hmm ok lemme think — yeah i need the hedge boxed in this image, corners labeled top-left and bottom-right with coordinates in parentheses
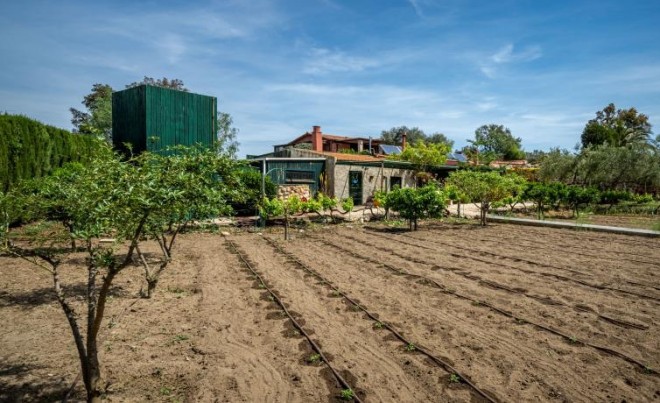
top-left (0, 114), bottom-right (101, 191)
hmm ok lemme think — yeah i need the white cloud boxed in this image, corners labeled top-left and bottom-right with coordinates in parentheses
top-left (491, 44), bottom-right (514, 63)
top-left (407, 0), bottom-right (424, 17)
top-left (303, 48), bottom-right (382, 74)
top-left (480, 43), bottom-right (542, 78)
top-left (159, 34), bottom-right (187, 64)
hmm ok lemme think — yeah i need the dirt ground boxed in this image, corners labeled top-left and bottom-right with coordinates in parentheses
top-left (488, 207), bottom-right (660, 231)
top-left (1, 221), bottom-right (659, 402)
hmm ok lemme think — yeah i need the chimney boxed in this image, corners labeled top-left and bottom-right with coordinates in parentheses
top-left (312, 125), bottom-right (323, 152)
top-left (401, 131), bottom-right (407, 151)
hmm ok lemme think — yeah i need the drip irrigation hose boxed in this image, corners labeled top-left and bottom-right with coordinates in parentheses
top-left (365, 228), bottom-right (660, 302)
top-left (224, 238), bottom-right (363, 403)
top-left (310, 232), bottom-right (657, 375)
top-left (262, 236), bottom-right (500, 403)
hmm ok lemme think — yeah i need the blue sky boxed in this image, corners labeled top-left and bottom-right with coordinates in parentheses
top-left (1, 0), bottom-right (659, 157)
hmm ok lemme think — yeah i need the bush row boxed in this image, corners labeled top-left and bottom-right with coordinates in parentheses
top-left (0, 114), bottom-right (101, 191)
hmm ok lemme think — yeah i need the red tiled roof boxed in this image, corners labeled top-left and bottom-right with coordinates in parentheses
top-left (320, 152), bottom-right (386, 162)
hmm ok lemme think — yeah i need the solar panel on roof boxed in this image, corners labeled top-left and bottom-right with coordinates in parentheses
top-left (379, 144), bottom-right (402, 155)
top-left (449, 152), bottom-right (467, 162)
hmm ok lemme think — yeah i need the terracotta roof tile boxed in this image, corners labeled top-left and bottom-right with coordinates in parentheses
top-left (320, 152), bottom-right (386, 162)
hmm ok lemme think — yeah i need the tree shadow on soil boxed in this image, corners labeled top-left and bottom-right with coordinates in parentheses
top-left (0, 361), bottom-right (71, 402)
top-left (363, 226), bottom-right (410, 234)
top-left (0, 283), bottom-right (130, 310)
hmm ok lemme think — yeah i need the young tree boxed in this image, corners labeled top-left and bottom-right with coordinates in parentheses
top-left (565, 185), bottom-right (600, 218)
top-left (384, 184), bottom-right (447, 230)
top-left (132, 146), bottom-right (242, 297)
top-left (305, 192), bottom-right (338, 222)
top-left (259, 195), bottom-right (307, 240)
top-left (3, 144), bottom-right (242, 401)
top-left (446, 171), bottom-right (525, 225)
top-left (523, 182), bottom-right (566, 219)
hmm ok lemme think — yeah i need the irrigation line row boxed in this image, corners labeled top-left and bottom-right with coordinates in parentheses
top-left (223, 238), bottom-right (363, 403)
top-left (463, 231), bottom-right (659, 268)
top-left (336, 232), bottom-right (649, 331)
top-left (261, 236), bottom-right (500, 403)
top-left (442, 232), bottom-right (660, 290)
top-left (365, 228), bottom-right (660, 303)
top-left (307, 233), bottom-right (657, 375)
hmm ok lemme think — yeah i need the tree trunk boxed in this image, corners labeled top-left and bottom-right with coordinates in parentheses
top-left (284, 215), bottom-right (290, 240)
top-left (144, 277), bottom-right (158, 298)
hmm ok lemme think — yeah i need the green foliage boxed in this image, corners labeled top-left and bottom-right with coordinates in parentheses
top-left (598, 189), bottom-right (634, 205)
top-left (380, 126), bottom-right (454, 149)
top-left (577, 144), bottom-right (660, 191)
top-left (380, 126), bottom-right (427, 145)
top-left (230, 168), bottom-right (276, 215)
top-left (384, 184), bottom-right (447, 230)
top-left (70, 83), bottom-right (113, 141)
top-left (340, 388), bottom-right (355, 401)
top-left (388, 140), bottom-right (450, 172)
top-left (469, 124), bottom-right (525, 162)
top-left (523, 182), bottom-right (566, 219)
top-left (0, 114), bottom-right (101, 192)
top-left (538, 144), bottom-right (660, 193)
top-left (126, 76), bottom-right (188, 91)
top-left (449, 374), bottom-right (461, 383)
top-left (581, 103), bottom-right (652, 148)
top-left (318, 192), bottom-right (338, 211)
top-left (633, 193), bottom-right (654, 203)
top-left (3, 144), bottom-right (242, 401)
top-left (259, 195), bottom-right (308, 240)
top-left (341, 197), bottom-right (354, 213)
top-left (217, 112), bottom-right (240, 158)
top-left (307, 353), bottom-right (322, 364)
top-left (565, 185), bottom-right (600, 217)
top-left (446, 171), bottom-right (526, 225)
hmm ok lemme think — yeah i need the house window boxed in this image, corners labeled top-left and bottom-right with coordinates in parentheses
top-left (285, 170), bottom-right (315, 183)
top-left (389, 176), bottom-right (402, 190)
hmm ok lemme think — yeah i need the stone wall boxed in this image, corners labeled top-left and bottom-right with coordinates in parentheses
top-left (277, 184), bottom-right (311, 200)
top-left (333, 164), bottom-right (416, 205)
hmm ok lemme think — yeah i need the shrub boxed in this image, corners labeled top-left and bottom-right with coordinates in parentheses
top-left (0, 114), bottom-right (101, 192)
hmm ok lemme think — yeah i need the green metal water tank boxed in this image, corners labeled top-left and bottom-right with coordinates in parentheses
top-left (112, 84), bottom-right (217, 154)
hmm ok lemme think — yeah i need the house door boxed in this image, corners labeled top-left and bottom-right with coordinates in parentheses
top-left (349, 171), bottom-right (362, 205)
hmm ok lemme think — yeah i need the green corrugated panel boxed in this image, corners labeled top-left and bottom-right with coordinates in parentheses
top-left (265, 160), bottom-right (326, 196)
top-left (112, 84), bottom-right (217, 155)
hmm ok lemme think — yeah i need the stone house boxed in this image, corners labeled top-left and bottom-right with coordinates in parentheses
top-left (250, 126), bottom-right (458, 205)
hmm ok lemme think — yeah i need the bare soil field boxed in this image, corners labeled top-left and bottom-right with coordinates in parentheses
top-left (1, 222), bottom-right (659, 402)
